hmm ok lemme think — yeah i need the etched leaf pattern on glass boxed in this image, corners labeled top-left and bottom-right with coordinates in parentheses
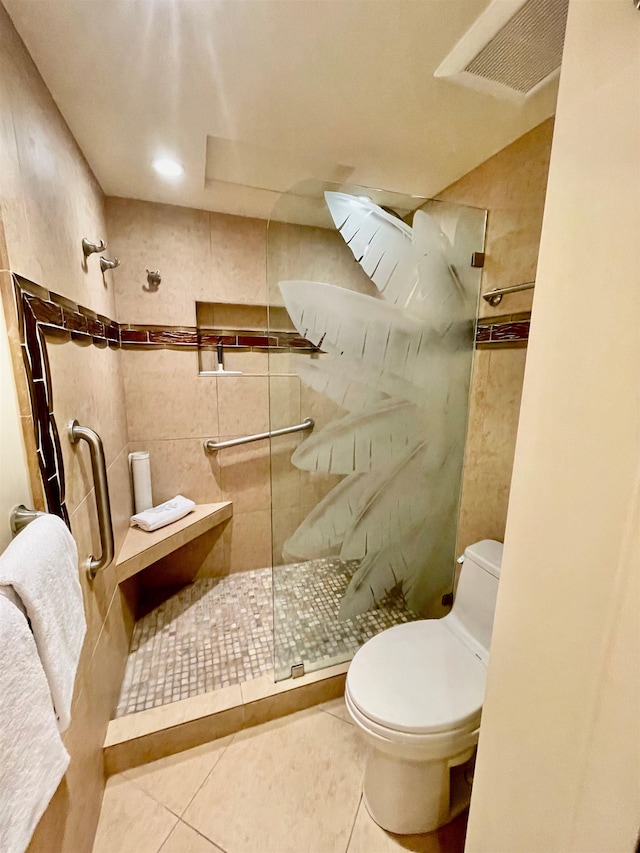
top-left (279, 192), bottom-right (477, 618)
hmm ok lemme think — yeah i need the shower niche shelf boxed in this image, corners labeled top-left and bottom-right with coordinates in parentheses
top-left (115, 501), bottom-right (233, 583)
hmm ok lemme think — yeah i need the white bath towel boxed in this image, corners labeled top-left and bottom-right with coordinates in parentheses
top-left (0, 593), bottom-right (70, 853)
top-left (130, 494), bottom-right (196, 532)
top-left (0, 514), bottom-right (85, 732)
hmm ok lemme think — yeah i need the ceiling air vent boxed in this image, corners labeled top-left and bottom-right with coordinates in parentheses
top-left (435, 0), bottom-right (569, 100)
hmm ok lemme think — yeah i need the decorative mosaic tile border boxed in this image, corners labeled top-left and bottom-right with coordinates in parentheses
top-left (199, 329), bottom-right (319, 351)
top-left (13, 275), bottom-right (70, 524)
top-left (119, 326), bottom-right (319, 351)
top-left (12, 276), bottom-right (319, 353)
top-left (476, 312), bottom-right (531, 348)
top-left (15, 274), bottom-right (530, 355)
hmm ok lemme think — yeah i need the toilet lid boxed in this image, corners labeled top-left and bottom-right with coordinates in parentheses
top-left (346, 620), bottom-right (487, 735)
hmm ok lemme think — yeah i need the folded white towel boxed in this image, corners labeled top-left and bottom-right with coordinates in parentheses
top-left (0, 514), bottom-right (85, 732)
top-left (130, 495), bottom-right (196, 532)
top-left (0, 594), bottom-right (70, 853)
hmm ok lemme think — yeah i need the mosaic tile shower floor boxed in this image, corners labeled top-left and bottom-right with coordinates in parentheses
top-left (115, 559), bottom-right (420, 717)
top-left (272, 557), bottom-right (420, 680)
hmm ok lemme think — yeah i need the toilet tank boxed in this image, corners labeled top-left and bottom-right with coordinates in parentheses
top-left (444, 539), bottom-right (503, 661)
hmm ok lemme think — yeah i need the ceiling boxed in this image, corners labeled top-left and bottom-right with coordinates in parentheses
top-left (5, 0), bottom-right (559, 224)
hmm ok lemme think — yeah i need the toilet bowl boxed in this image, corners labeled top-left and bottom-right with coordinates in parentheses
top-left (345, 539), bottom-right (503, 835)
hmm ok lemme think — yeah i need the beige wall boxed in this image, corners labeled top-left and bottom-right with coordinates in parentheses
top-left (439, 118), bottom-right (554, 321)
top-left (106, 198), bottom-right (267, 327)
top-left (0, 6), bottom-right (133, 851)
top-left (105, 200), bottom-right (359, 572)
top-left (467, 1), bottom-right (639, 851)
top-left (437, 119), bottom-right (554, 554)
top-left (0, 301), bottom-right (31, 551)
top-left (106, 197), bottom-right (273, 574)
top-left (0, 8), bottom-right (112, 316)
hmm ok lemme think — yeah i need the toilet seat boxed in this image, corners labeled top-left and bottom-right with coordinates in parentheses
top-left (345, 688), bottom-right (481, 762)
top-left (346, 620), bottom-right (487, 737)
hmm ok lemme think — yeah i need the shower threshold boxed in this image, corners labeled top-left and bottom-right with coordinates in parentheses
top-left (116, 558), bottom-right (420, 718)
top-left (104, 660), bottom-right (350, 775)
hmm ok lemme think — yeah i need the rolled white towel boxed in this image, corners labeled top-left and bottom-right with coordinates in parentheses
top-left (130, 495), bottom-right (196, 532)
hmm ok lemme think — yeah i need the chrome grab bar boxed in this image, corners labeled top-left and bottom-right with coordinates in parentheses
top-left (204, 417), bottom-right (314, 453)
top-left (68, 420), bottom-right (114, 580)
top-left (482, 281), bottom-right (535, 307)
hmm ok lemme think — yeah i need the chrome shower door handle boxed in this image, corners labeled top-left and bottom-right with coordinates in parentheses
top-left (68, 419), bottom-right (115, 579)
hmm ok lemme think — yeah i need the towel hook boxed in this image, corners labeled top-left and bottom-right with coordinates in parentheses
top-left (100, 257), bottom-right (120, 273)
top-left (145, 269), bottom-right (161, 290)
top-left (82, 237), bottom-right (107, 257)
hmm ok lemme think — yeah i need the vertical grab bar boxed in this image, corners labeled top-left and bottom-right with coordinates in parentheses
top-left (68, 419), bottom-right (114, 580)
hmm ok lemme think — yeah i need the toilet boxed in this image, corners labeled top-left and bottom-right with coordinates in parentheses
top-left (345, 539), bottom-right (503, 835)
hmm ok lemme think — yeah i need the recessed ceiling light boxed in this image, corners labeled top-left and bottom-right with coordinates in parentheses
top-left (152, 157), bottom-right (184, 178)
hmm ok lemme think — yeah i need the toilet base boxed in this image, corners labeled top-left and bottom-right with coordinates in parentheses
top-left (362, 744), bottom-right (475, 835)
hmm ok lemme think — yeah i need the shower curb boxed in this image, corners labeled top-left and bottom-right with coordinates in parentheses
top-left (103, 662), bottom-right (349, 776)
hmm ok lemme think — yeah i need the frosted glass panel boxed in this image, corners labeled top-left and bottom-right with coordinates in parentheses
top-left (267, 181), bottom-right (485, 680)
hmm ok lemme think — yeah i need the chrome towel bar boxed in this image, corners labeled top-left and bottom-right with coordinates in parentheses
top-left (204, 417), bottom-right (314, 453)
top-left (482, 281), bottom-right (535, 306)
top-left (68, 420), bottom-right (114, 580)
top-left (9, 504), bottom-right (46, 536)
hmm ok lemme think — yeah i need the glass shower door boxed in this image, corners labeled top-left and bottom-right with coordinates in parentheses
top-left (266, 181), bottom-right (486, 681)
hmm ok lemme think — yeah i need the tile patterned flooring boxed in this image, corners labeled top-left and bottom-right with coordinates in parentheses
top-left (116, 561), bottom-right (419, 717)
top-left (116, 570), bottom-right (273, 716)
top-left (93, 700), bottom-right (468, 853)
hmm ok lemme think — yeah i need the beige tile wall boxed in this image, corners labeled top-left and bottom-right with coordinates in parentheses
top-left (438, 118), bottom-right (554, 320)
top-left (436, 118), bottom-right (554, 555)
top-left (105, 197), bottom-right (274, 573)
top-left (455, 348), bottom-right (528, 550)
top-left (267, 220), bottom-right (377, 306)
top-left (0, 9), bottom-right (114, 317)
top-left (121, 352), bottom-right (313, 573)
top-left (107, 199), bottom-right (355, 574)
top-left (120, 346), bottom-right (273, 575)
top-left (106, 197), bottom-right (267, 326)
top-left (0, 7), bottom-right (133, 852)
